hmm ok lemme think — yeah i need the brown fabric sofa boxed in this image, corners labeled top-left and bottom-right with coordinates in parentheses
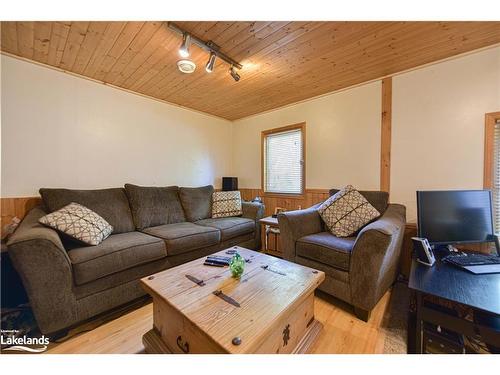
top-left (7, 184), bottom-right (264, 335)
top-left (278, 189), bottom-right (405, 321)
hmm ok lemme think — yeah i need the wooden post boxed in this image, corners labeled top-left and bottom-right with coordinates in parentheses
top-left (483, 111), bottom-right (500, 189)
top-left (380, 77), bottom-right (392, 193)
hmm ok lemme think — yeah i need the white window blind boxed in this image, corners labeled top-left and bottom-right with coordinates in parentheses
top-left (264, 128), bottom-right (304, 194)
top-left (493, 121), bottom-right (500, 233)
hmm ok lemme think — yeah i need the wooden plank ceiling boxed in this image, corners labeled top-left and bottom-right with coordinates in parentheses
top-left (1, 21), bottom-right (500, 120)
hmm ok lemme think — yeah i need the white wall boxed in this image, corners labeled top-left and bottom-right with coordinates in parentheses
top-left (0, 55), bottom-right (233, 197)
top-left (2, 46), bottom-right (499, 223)
top-left (392, 47), bottom-right (500, 222)
top-left (232, 47), bottom-right (500, 223)
top-left (232, 82), bottom-right (382, 190)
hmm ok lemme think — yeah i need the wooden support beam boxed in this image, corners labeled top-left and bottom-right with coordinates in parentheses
top-left (483, 111), bottom-right (500, 189)
top-left (380, 77), bottom-right (392, 193)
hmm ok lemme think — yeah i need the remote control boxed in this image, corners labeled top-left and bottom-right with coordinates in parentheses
top-left (203, 261), bottom-right (225, 267)
top-left (207, 256), bottom-right (231, 262)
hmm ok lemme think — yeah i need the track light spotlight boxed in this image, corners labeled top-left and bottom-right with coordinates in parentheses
top-left (179, 32), bottom-right (191, 58)
top-left (205, 52), bottom-right (216, 73)
top-left (230, 65), bottom-right (240, 82)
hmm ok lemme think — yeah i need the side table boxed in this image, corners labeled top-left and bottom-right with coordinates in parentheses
top-left (259, 216), bottom-right (282, 258)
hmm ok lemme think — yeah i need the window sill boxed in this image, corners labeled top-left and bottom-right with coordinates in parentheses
top-left (262, 192), bottom-right (306, 200)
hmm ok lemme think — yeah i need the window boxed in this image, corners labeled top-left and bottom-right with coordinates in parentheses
top-left (484, 112), bottom-right (500, 233)
top-left (262, 123), bottom-right (305, 195)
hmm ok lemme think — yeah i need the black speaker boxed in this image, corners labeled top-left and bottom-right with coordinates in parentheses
top-left (222, 177), bottom-right (238, 191)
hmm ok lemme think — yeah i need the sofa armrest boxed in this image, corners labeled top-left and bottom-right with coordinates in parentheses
top-left (7, 206), bottom-right (76, 333)
top-left (241, 201), bottom-right (265, 249)
top-left (241, 201), bottom-right (265, 221)
top-left (349, 204), bottom-right (406, 311)
top-left (8, 207), bottom-right (66, 251)
top-left (278, 204), bottom-right (323, 261)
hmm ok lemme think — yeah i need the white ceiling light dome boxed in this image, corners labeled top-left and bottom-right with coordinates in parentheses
top-left (177, 59), bottom-right (196, 74)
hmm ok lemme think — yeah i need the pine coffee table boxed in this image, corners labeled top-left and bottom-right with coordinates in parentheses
top-left (141, 246), bottom-right (325, 354)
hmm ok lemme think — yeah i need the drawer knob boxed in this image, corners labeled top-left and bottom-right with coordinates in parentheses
top-left (232, 337), bottom-right (242, 346)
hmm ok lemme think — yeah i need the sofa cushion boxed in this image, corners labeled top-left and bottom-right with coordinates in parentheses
top-left (329, 188), bottom-right (388, 214)
top-left (196, 217), bottom-right (254, 241)
top-left (296, 232), bottom-right (355, 271)
top-left (40, 188), bottom-right (135, 234)
top-left (319, 185), bottom-right (380, 237)
top-left (124, 184), bottom-right (186, 230)
top-left (68, 231), bottom-right (167, 285)
top-left (39, 202), bottom-right (113, 246)
top-left (141, 222), bottom-right (220, 256)
top-left (179, 185), bottom-right (214, 222)
top-left (211, 191), bottom-right (243, 218)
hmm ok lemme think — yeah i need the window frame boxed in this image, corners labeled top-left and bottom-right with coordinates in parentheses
top-left (483, 111), bottom-right (500, 189)
top-left (261, 122), bottom-right (306, 198)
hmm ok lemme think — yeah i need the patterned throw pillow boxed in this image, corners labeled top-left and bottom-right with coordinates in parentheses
top-left (212, 191), bottom-right (243, 218)
top-left (318, 185), bottom-right (380, 238)
top-left (39, 202), bottom-right (113, 245)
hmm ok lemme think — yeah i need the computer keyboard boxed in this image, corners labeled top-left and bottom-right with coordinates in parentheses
top-left (443, 253), bottom-right (500, 267)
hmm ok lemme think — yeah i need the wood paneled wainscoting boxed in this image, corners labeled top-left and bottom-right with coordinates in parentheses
top-left (1, 197), bottom-right (41, 240)
top-left (239, 188), bottom-right (330, 217)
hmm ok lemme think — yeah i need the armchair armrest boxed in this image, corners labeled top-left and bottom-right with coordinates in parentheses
top-left (349, 204), bottom-right (406, 311)
top-left (278, 204), bottom-right (323, 261)
top-left (7, 206), bottom-right (76, 333)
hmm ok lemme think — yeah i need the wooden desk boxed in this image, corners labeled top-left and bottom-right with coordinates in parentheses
top-left (408, 255), bottom-right (500, 353)
top-left (259, 216), bottom-right (282, 258)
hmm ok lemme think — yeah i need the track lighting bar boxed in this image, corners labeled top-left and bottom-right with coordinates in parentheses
top-left (168, 22), bottom-right (243, 70)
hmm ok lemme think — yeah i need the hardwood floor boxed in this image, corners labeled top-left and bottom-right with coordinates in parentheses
top-left (45, 289), bottom-right (396, 354)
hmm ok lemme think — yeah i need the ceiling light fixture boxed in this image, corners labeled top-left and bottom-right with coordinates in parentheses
top-left (179, 32), bottom-right (191, 58)
top-left (229, 65), bottom-right (240, 82)
top-left (177, 59), bottom-right (196, 74)
top-left (168, 22), bottom-right (242, 82)
top-left (205, 52), bottom-right (216, 73)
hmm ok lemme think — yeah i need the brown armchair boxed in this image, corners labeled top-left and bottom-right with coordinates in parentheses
top-left (278, 190), bottom-right (406, 321)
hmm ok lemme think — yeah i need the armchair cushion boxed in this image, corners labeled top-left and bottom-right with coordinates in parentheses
top-left (319, 185), bottom-right (380, 237)
top-left (329, 188), bottom-right (389, 214)
top-left (296, 232), bottom-right (355, 271)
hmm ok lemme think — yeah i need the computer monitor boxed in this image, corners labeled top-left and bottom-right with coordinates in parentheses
top-left (417, 190), bottom-right (495, 246)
